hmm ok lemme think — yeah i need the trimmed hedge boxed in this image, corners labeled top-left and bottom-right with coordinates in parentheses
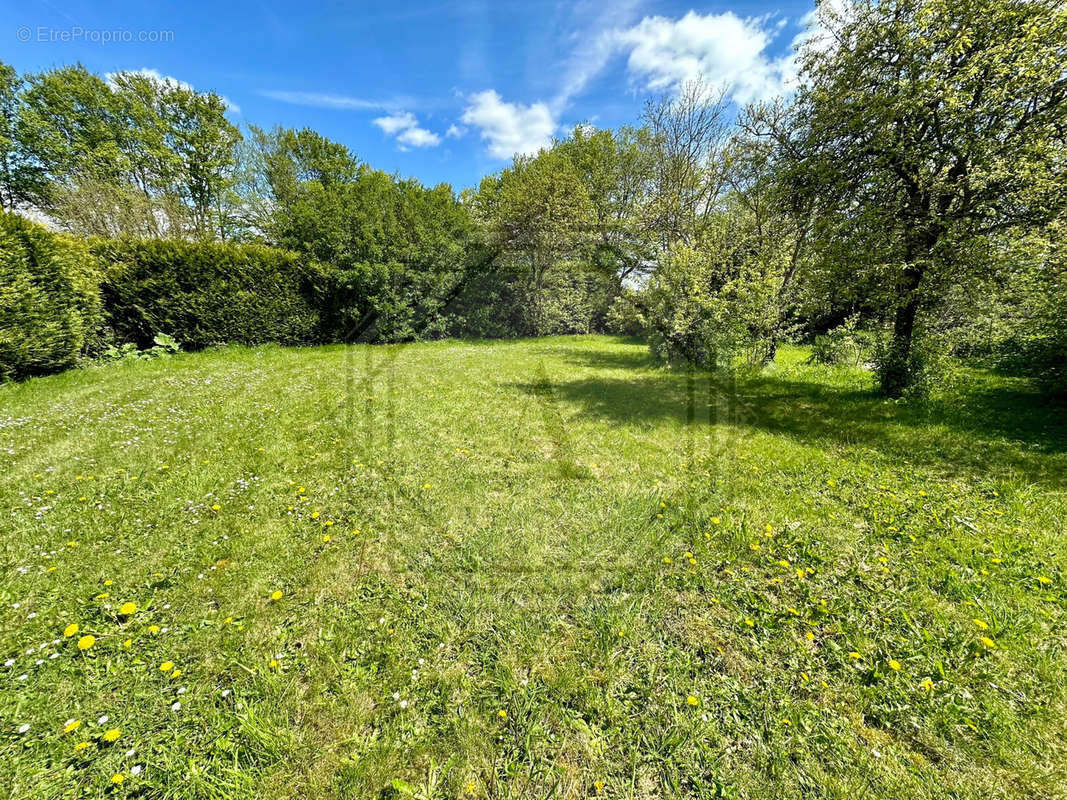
top-left (95, 239), bottom-right (327, 350)
top-left (0, 213), bottom-right (102, 381)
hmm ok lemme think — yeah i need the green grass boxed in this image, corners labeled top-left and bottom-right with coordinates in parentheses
top-left (2, 335), bottom-right (1066, 800)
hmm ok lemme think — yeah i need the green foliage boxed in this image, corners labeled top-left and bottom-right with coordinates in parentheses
top-left (97, 332), bottom-right (181, 364)
top-left (0, 212), bottom-right (101, 381)
top-left (789, 0), bottom-right (1067, 396)
top-left (96, 238), bottom-right (325, 350)
top-left (807, 314), bottom-right (865, 367)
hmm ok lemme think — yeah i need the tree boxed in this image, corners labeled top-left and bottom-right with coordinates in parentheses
top-left (0, 60), bottom-right (45, 210)
top-left (791, 0), bottom-right (1067, 395)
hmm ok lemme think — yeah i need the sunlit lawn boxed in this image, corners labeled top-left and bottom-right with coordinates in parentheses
top-left (2, 336), bottom-right (1065, 799)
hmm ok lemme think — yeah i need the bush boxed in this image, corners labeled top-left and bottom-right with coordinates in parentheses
top-left (807, 314), bottom-right (864, 366)
top-left (96, 239), bottom-right (327, 350)
top-left (0, 213), bottom-right (102, 381)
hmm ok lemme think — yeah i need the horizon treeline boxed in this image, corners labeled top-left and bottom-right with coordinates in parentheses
top-left (2, 0), bottom-right (1065, 396)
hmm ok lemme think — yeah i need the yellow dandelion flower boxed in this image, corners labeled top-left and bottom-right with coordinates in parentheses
top-left (1038, 576), bottom-right (1052, 585)
top-left (172, 669), bottom-right (182, 678)
top-left (710, 517), bottom-right (721, 525)
top-left (77, 635), bottom-right (95, 651)
top-left (148, 625), bottom-right (160, 634)
top-left (74, 741), bottom-right (90, 751)
top-left (920, 678), bottom-right (934, 692)
top-left (888, 659), bottom-right (902, 671)
top-left (744, 618), bottom-right (755, 628)
top-left (102, 728), bottom-right (121, 742)
top-left (805, 631), bottom-right (815, 642)
top-left (111, 773), bottom-right (125, 785)
top-left (778, 559), bottom-right (790, 567)
top-left (686, 695), bottom-right (700, 706)
top-left (322, 534), bottom-right (331, 543)
top-left (119, 602), bottom-right (137, 616)
top-left (270, 590), bottom-right (283, 601)
top-left (63, 719), bottom-right (82, 733)
top-left (979, 636), bottom-right (997, 649)
top-left (310, 511), bottom-right (320, 519)
top-left (64, 623), bottom-right (79, 638)
top-left (159, 661), bottom-right (174, 672)
top-left (848, 651), bottom-right (861, 659)
top-left (211, 504), bottom-right (221, 511)
top-left (972, 619), bottom-right (988, 630)
top-left (594, 780), bottom-right (605, 794)
top-left (497, 709), bottom-right (507, 719)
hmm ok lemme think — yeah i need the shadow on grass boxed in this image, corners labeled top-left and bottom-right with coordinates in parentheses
top-left (510, 346), bottom-right (1067, 487)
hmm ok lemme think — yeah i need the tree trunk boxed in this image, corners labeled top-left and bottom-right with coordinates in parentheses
top-left (880, 256), bottom-right (926, 397)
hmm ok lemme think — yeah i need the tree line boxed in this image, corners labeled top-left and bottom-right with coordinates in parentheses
top-left (2, 0), bottom-right (1065, 396)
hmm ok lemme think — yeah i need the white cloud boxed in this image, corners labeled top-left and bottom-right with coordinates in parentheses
top-left (460, 90), bottom-right (557, 160)
top-left (612, 11), bottom-right (797, 105)
top-left (373, 112), bottom-right (418, 135)
top-left (397, 126), bottom-right (441, 148)
top-left (373, 111), bottom-right (441, 148)
top-left (259, 90), bottom-right (384, 110)
top-left (445, 124), bottom-right (466, 139)
top-left (106, 68), bottom-right (242, 113)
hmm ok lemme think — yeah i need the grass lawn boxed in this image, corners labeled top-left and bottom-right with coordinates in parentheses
top-left (2, 335), bottom-right (1066, 800)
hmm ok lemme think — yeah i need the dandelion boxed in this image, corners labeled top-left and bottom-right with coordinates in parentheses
top-left (119, 602), bottom-right (137, 616)
top-left (920, 678), bottom-right (934, 692)
top-left (102, 728), bottom-right (121, 742)
top-left (148, 625), bottom-right (160, 634)
top-left (497, 709), bottom-right (507, 719)
top-left (686, 695), bottom-right (700, 706)
top-left (270, 590), bottom-right (283, 601)
top-left (972, 619), bottom-right (988, 630)
top-left (1038, 576), bottom-right (1052, 585)
top-left (111, 773), bottom-right (125, 785)
top-left (63, 623), bottom-right (79, 638)
top-left (979, 636), bottom-right (997, 649)
top-left (77, 635), bottom-right (95, 651)
top-left (888, 659), bottom-right (902, 671)
top-left (322, 535), bottom-right (331, 543)
top-left (594, 780), bottom-right (605, 794)
top-left (710, 517), bottom-right (721, 525)
top-left (805, 631), bottom-right (815, 642)
top-left (211, 504), bottom-right (221, 511)
top-left (75, 740), bottom-right (90, 751)
top-left (159, 661), bottom-right (174, 672)
top-left (63, 719), bottom-right (82, 734)
top-left (744, 618), bottom-right (755, 628)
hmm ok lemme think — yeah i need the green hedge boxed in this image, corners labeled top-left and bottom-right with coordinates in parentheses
top-left (96, 239), bottom-right (327, 350)
top-left (0, 213), bottom-right (102, 381)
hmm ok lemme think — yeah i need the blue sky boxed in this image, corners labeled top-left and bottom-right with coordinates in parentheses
top-left (2, 0), bottom-right (816, 190)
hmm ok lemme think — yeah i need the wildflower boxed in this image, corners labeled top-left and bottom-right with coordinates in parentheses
top-left (159, 661), bottom-right (174, 672)
top-left (130, 765), bottom-right (143, 776)
top-left (111, 773), bottom-right (125, 785)
top-left (497, 709), bottom-right (507, 719)
top-left (322, 535), bottom-right (331, 543)
top-left (148, 625), bottom-right (160, 634)
top-left (211, 504), bottom-right (221, 511)
top-left (1038, 576), bottom-right (1052, 585)
top-left (744, 618), bottom-right (755, 628)
top-left (63, 623), bottom-right (79, 638)
top-left (972, 619), bottom-right (988, 630)
top-left (270, 590), bottom-right (283, 600)
top-left (888, 659), bottom-right (902, 671)
top-left (686, 695), bottom-right (700, 706)
top-left (17, 723), bottom-right (30, 734)
top-left (710, 517), bottom-right (721, 525)
top-left (102, 728), bottom-right (121, 742)
top-left (778, 559), bottom-right (790, 567)
top-left (805, 631), bottom-right (815, 642)
top-left (75, 741), bottom-right (90, 751)
top-left (77, 635), bottom-right (95, 651)
top-left (310, 511), bottom-right (320, 519)
top-left (662, 557), bottom-right (671, 564)
top-left (119, 602), bottom-right (137, 616)
top-left (920, 678), bottom-right (934, 692)
top-left (979, 636), bottom-right (997, 649)
top-left (64, 719), bottom-right (82, 734)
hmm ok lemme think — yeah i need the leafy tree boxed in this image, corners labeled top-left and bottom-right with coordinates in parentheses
top-left (790, 0), bottom-right (1067, 395)
top-left (0, 60), bottom-right (45, 210)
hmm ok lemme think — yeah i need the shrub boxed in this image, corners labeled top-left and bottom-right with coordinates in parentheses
top-left (96, 239), bottom-right (327, 349)
top-left (0, 212), bottom-right (102, 381)
top-left (807, 314), bottom-right (864, 366)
